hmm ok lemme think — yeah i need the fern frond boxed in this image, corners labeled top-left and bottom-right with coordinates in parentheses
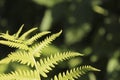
top-left (0, 33), bottom-right (22, 43)
top-left (26, 31), bottom-right (51, 45)
top-left (0, 70), bottom-right (39, 80)
top-left (0, 57), bottom-right (10, 64)
top-left (0, 33), bottom-right (23, 43)
top-left (0, 33), bottom-right (14, 40)
top-left (52, 65), bottom-right (100, 80)
top-left (0, 25), bottom-right (24, 43)
top-left (19, 27), bottom-right (37, 40)
top-left (0, 26), bottom-right (100, 80)
top-left (37, 51), bottom-right (84, 77)
top-left (30, 30), bottom-right (62, 57)
top-left (14, 24), bottom-right (24, 38)
top-left (0, 51), bottom-right (35, 67)
top-left (0, 40), bottom-right (29, 50)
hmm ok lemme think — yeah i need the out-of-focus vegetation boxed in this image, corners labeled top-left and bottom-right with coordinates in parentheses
top-left (0, 0), bottom-right (120, 80)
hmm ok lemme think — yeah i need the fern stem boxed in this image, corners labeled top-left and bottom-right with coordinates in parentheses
top-left (31, 55), bottom-right (41, 80)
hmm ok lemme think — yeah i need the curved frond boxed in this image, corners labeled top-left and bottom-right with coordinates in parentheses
top-left (0, 70), bottom-right (39, 80)
top-left (0, 40), bottom-right (29, 50)
top-left (0, 51), bottom-right (35, 67)
top-left (26, 31), bottom-right (51, 45)
top-left (52, 65), bottom-right (100, 80)
top-left (19, 27), bottom-right (37, 40)
top-left (37, 51), bottom-right (84, 77)
top-left (30, 30), bottom-right (62, 57)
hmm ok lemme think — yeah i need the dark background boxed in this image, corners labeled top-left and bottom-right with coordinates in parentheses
top-left (0, 0), bottom-right (120, 80)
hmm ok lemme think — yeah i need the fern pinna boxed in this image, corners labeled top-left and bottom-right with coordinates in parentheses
top-left (0, 25), bottom-right (100, 80)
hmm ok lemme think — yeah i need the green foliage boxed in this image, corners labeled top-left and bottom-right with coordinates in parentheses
top-left (0, 25), bottom-right (100, 80)
top-left (0, 0), bottom-right (119, 80)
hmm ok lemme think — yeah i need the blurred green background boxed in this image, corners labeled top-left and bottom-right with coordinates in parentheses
top-left (0, 0), bottom-right (120, 80)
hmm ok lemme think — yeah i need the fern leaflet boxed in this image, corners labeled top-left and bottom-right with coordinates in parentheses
top-left (37, 51), bottom-right (84, 77)
top-left (52, 65), bottom-right (100, 80)
top-left (0, 40), bottom-right (29, 50)
top-left (19, 27), bottom-right (37, 40)
top-left (30, 30), bottom-right (62, 57)
top-left (0, 32), bottom-right (24, 43)
top-left (15, 24), bottom-right (24, 38)
top-left (26, 31), bottom-right (51, 45)
top-left (0, 50), bottom-right (35, 67)
top-left (0, 70), bottom-right (39, 80)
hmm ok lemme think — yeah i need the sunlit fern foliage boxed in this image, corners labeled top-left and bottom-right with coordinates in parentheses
top-left (0, 25), bottom-right (100, 80)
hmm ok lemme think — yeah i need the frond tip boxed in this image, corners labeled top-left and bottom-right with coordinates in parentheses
top-left (52, 65), bottom-right (100, 80)
top-left (15, 24), bottom-right (24, 38)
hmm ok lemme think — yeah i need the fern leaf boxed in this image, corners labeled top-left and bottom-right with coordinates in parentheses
top-left (0, 70), bottom-right (39, 80)
top-left (19, 27), bottom-right (37, 40)
top-left (0, 40), bottom-right (29, 50)
top-left (37, 51), bottom-right (84, 77)
top-left (30, 30), bottom-right (62, 57)
top-left (0, 25), bottom-right (24, 43)
top-left (26, 31), bottom-right (51, 45)
top-left (52, 65), bottom-right (100, 80)
top-left (0, 33), bottom-right (23, 43)
top-left (0, 51), bottom-right (35, 67)
top-left (0, 57), bottom-right (10, 64)
top-left (14, 24), bottom-right (24, 38)
top-left (0, 33), bottom-right (14, 40)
